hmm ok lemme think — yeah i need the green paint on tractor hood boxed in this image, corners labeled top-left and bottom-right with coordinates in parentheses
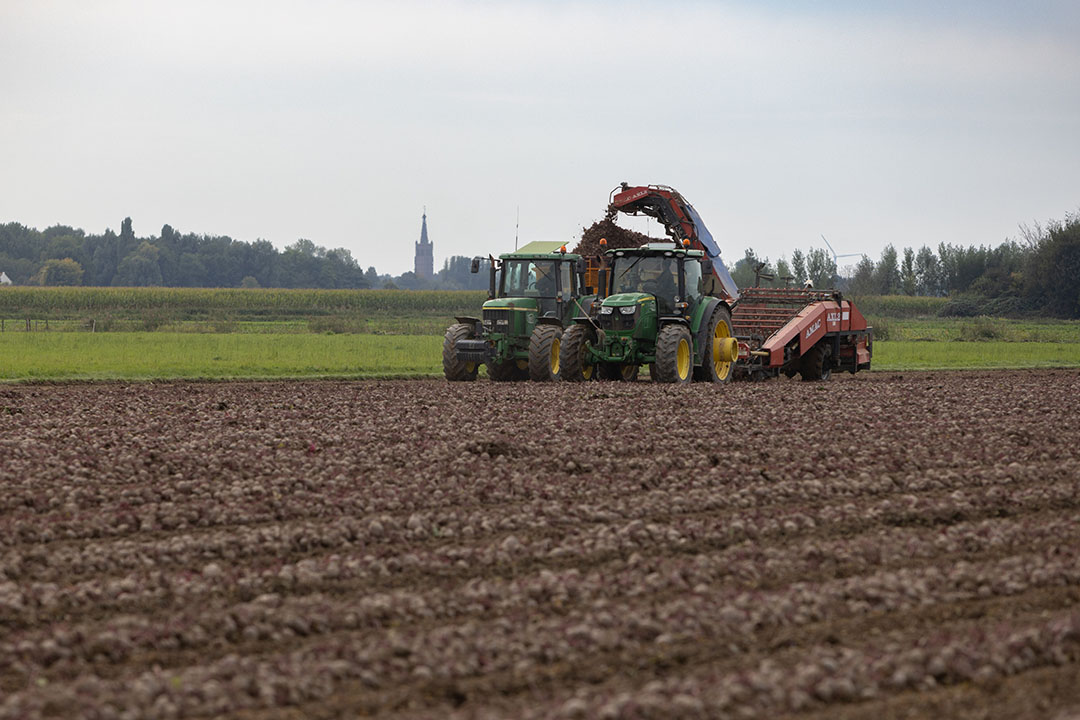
top-left (602, 292), bottom-right (654, 307)
top-left (483, 298), bottom-right (539, 311)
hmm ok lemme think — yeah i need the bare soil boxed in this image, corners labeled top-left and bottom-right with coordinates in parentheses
top-left (1, 370), bottom-right (1078, 719)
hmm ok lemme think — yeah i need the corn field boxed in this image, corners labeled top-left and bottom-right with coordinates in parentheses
top-left (0, 287), bottom-right (487, 320)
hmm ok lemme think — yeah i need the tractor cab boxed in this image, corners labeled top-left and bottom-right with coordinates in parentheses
top-left (599, 243), bottom-right (707, 329)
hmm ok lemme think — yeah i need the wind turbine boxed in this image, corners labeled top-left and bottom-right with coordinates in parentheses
top-left (821, 234), bottom-right (862, 267)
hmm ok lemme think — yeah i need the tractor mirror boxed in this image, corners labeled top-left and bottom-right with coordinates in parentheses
top-left (470, 257), bottom-right (481, 274)
top-left (575, 257), bottom-right (586, 274)
top-left (701, 257), bottom-right (713, 275)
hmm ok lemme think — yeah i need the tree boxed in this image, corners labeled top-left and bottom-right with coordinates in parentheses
top-left (114, 241), bottom-right (163, 286)
top-left (774, 257), bottom-right (793, 285)
top-left (874, 245), bottom-right (900, 294)
top-left (240, 275), bottom-right (260, 288)
top-left (806, 248), bottom-right (836, 288)
top-left (791, 249), bottom-right (807, 285)
top-left (914, 246), bottom-right (942, 296)
top-left (33, 258), bottom-right (84, 286)
top-left (900, 247), bottom-right (917, 296)
top-left (731, 249), bottom-right (771, 289)
top-left (1025, 213), bottom-right (1080, 317)
top-left (847, 255), bottom-right (876, 296)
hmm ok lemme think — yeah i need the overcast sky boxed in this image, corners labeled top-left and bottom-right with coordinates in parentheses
top-left (2, 0), bottom-right (1078, 276)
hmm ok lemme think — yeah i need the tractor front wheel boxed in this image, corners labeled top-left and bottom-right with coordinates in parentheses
top-left (654, 325), bottom-right (693, 384)
top-left (528, 325), bottom-right (563, 382)
top-left (558, 324), bottom-right (597, 382)
top-left (443, 323), bottom-right (479, 382)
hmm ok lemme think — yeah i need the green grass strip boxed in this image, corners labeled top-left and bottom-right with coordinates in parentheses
top-left (872, 341), bottom-right (1080, 370)
top-left (3, 334), bottom-right (1079, 382)
top-left (0, 333), bottom-right (444, 381)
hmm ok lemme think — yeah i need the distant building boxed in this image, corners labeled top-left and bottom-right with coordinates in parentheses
top-left (0, 272), bottom-right (11, 286)
top-left (414, 211), bottom-right (434, 279)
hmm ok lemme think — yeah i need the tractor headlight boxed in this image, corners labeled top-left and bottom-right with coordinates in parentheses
top-left (619, 305), bottom-right (636, 315)
top-left (599, 305), bottom-right (614, 315)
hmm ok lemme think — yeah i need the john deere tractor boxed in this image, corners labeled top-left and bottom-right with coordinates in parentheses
top-left (559, 243), bottom-right (738, 383)
top-left (443, 242), bottom-right (596, 382)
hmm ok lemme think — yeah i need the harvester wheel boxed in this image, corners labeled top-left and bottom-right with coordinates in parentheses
top-left (654, 325), bottom-right (693, 384)
top-left (528, 325), bottom-right (563, 382)
top-left (442, 323), bottom-right (479, 382)
top-left (800, 342), bottom-right (832, 381)
top-left (559, 324), bottom-right (597, 382)
top-left (696, 306), bottom-right (736, 383)
top-left (600, 363), bottom-right (639, 381)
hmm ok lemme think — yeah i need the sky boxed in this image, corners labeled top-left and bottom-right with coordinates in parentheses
top-left (2, 0), bottom-right (1078, 277)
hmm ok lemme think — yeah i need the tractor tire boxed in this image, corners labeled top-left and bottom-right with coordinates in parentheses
top-left (559, 324), bottom-right (597, 382)
top-left (648, 363), bottom-right (659, 382)
top-left (488, 357), bottom-right (527, 382)
top-left (600, 363), bottom-right (639, 381)
top-left (695, 305), bottom-right (736, 383)
top-left (800, 342), bottom-right (832, 381)
top-left (528, 325), bottom-right (563, 382)
top-left (654, 324), bottom-right (694, 384)
top-left (443, 323), bottom-right (479, 382)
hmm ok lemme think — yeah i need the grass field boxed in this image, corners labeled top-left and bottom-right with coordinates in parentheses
top-left (3, 334), bottom-right (1080, 381)
top-left (0, 333), bottom-right (443, 380)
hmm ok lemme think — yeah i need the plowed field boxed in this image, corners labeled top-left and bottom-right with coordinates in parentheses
top-left (2, 371), bottom-right (1079, 719)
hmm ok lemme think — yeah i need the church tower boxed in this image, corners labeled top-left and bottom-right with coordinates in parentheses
top-left (414, 210), bottom-right (434, 278)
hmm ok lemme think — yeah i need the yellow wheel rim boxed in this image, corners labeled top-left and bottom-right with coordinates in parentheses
top-left (713, 319), bottom-right (735, 380)
top-left (621, 364), bottom-right (636, 380)
top-left (582, 363), bottom-right (594, 380)
top-left (550, 337), bottom-right (561, 375)
top-left (676, 338), bottom-right (690, 380)
top-left (516, 359), bottom-right (529, 370)
top-left (465, 361), bottom-right (476, 373)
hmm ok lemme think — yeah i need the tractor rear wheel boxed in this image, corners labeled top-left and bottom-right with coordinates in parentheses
top-left (443, 323), bottom-right (479, 382)
top-left (696, 306), bottom-right (736, 383)
top-left (800, 342), bottom-right (832, 381)
top-left (559, 324), bottom-right (597, 382)
top-left (600, 363), bottom-right (639, 381)
top-left (528, 325), bottom-right (562, 382)
top-left (654, 325), bottom-right (693, 384)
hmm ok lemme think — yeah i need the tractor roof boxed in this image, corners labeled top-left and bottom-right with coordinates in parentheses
top-left (605, 242), bottom-right (704, 258)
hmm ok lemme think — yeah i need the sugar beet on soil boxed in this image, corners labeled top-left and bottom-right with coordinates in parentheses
top-left (1, 372), bottom-right (1080, 719)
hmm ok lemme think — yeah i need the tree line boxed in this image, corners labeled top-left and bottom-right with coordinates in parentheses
top-left (729, 211), bottom-right (1079, 317)
top-left (3, 211), bottom-right (1077, 316)
top-left (0, 219), bottom-right (489, 292)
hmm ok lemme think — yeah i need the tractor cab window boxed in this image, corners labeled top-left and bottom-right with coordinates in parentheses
top-left (502, 260), bottom-right (558, 298)
top-left (611, 255), bottom-right (679, 313)
top-left (683, 259), bottom-right (704, 303)
top-left (559, 262), bottom-right (572, 300)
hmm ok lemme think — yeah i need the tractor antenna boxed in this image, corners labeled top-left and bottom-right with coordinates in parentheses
top-left (515, 206), bottom-right (519, 251)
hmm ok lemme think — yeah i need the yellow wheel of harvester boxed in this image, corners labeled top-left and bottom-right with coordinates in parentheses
top-left (708, 306), bottom-right (737, 383)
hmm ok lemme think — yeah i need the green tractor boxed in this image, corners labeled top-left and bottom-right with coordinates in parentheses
top-left (559, 243), bottom-right (738, 383)
top-left (443, 242), bottom-right (597, 382)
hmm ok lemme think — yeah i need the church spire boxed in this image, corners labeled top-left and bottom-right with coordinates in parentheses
top-left (414, 208), bottom-right (434, 278)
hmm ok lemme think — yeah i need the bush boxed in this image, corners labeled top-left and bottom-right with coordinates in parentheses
top-left (956, 317), bottom-right (1002, 341)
